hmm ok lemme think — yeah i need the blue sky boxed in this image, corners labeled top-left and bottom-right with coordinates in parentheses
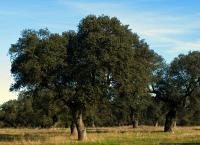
top-left (0, 0), bottom-right (200, 104)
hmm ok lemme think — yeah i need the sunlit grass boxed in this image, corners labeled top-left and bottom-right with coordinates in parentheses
top-left (0, 126), bottom-right (199, 145)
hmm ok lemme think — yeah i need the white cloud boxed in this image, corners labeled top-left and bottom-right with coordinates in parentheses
top-left (168, 39), bottom-right (200, 53)
top-left (120, 13), bottom-right (200, 58)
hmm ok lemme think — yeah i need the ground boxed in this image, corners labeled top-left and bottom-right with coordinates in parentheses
top-left (0, 126), bottom-right (199, 145)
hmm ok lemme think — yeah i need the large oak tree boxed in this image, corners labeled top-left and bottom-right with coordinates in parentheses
top-left (9, 15), bottom-right (166, 140)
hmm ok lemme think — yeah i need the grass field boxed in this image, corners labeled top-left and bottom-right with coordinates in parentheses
top-left (0, 126), bottom-right (199, 145)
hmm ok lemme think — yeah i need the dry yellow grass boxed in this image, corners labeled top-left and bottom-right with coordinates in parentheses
top-left (0, 126), bottom-right (199, 145)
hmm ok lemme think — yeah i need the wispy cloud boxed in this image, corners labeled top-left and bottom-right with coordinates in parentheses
top-left (127, 13), bottom-right (200, 56)
top-left (57, 0), bottom-right (200, 60)
top-left (168, 39), bottom-right (200, 53)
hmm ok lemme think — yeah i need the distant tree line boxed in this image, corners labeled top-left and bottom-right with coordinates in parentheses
top-left (1, 92), bottom-right (199, 128)
top-left (0, 15), bottom-right (199, 141)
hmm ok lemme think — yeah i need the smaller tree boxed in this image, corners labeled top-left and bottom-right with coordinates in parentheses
top-left (153, 51), bottom-right (200, 132)
top-left (0, 100), bottom-right (18, 127)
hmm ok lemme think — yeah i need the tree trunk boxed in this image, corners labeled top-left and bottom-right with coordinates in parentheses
top-left (131, 113), bottom-right (138, 128)
top-left (133, 119), bottom-right (138, 128)
top-left (73, 109), bottom-right (87, 141)
top-left (92, 120), bottom-right (96, 128)
top-left (154, 120), bottom-right (159, 127)
top-left (164, 109), bottom-right (176, 132)
top-left (173, 120), bottom-right (176, 128)
top-left (70, 121), bottom-right (76, 136)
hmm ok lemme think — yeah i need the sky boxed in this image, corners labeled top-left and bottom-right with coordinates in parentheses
top-left (0, 0), bottom-right (200, 104)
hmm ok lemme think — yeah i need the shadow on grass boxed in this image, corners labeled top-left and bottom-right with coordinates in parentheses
top-left (0, 133), bottom-right (46, 142)
top-left (86, 128), bottom-right (110, 133)
top-left (193, 128), bottom-right (200, 131)
top-left (87, 128), bottom-right (165, 134)
top-left (86, 129), bottom-right (131, 134)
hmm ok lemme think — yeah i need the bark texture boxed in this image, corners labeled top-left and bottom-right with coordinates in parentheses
top-left (72, 109), bottom-right (87, 141)
top-left (164, 109), bottom-right (176, 132)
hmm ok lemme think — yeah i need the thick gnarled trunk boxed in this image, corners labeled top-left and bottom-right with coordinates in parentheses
top-left (72, 109), bottom-right (87, 141)
top-left (164, 109), bottom-right (176, 132)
